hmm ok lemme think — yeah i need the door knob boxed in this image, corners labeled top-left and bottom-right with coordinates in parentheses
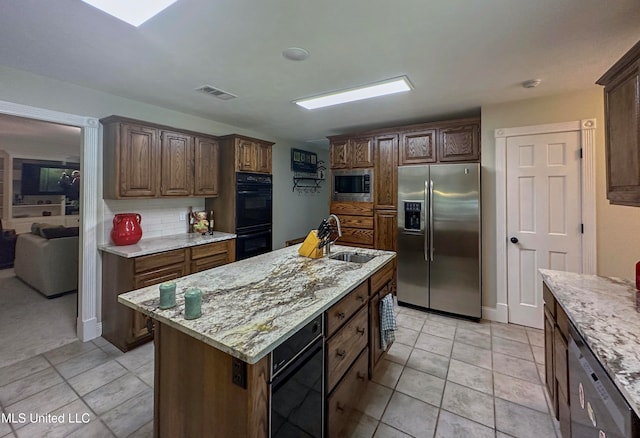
top-left (510, 237), bottom-right (519, 244)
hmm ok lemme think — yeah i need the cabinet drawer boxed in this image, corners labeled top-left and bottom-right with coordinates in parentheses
top-left (326, 307), bottom-right (368, 392)
top-left (326, 281), bottom-right (369, 338)
top-left (134, 263), bottom-right (187, 288)
top-left (191, 241), bottom-right (229, 260)
top-left (135, 249), bottom-right (186, 274)
top-left (330, 202), bottom-right (374, 217)
top-left (371, 260), bottom-right (394, 295)
top-left (190, 253), bottom-right (229, 273)
top-left (339, 228), bottom-right (374, 246)
top-left (338, 215), bottom-right (374, 229)
top-left (327, 348), bottom-right (369, 438)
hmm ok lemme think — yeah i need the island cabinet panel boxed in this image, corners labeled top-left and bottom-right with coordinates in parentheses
top-left (102, 116), bottom-right (221, 198)
top-left (154, 322), bottom-right (269, 438)
top-left (374, 134), bottom-right (398, 209)
top-left (326, 348), bottom-right (369, 438)
top-left (369, 260), bottom-right (395, 373)
top-left (400, 129), bottom-right (436, 165)
top-left (326, 306), bottom-right (368, 392)
top-left (596, 39), bottom-right (640, 206)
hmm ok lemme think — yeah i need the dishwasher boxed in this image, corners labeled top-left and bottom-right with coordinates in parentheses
top-left (269, 314), bottom-right (324, 437)
top-left (569, 324), bottom-right (640, 437)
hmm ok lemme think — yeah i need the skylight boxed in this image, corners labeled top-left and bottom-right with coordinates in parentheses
top-left (294, 77), bottom-right (413, 110)
top-left (81, 0), bottom-right (179, 27)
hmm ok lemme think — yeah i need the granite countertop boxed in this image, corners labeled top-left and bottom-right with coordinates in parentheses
top-left (99, 231), bottom-right (236, 258)
top-left (539, 269), bottom-right (640, 417)
top-left (119, 245), bottom-right (396, 364)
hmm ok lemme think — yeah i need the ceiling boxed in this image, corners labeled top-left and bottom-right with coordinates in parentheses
top-left (0, 0), bottom-right (639, 145)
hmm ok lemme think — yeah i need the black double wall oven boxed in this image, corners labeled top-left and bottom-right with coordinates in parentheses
top-left (235, 172), bottom-right (272, 260)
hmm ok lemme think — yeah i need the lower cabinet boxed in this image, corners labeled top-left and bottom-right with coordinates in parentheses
top-left (543, 281), bottom-right (571, 437)
top-left (102, 239), bottom-right (235, 352)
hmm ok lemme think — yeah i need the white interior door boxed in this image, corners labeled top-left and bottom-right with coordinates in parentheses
top-left (506, 131), bottom-right (582, 328)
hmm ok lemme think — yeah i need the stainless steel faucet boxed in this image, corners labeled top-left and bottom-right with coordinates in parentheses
top-left (325, 214), bottom-right (342, 256)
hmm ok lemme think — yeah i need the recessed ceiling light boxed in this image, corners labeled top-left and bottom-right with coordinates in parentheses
top-left (81, 0), bottom-right (179, 27)
top-left (295, 76), bottom-right (413, 110)
top-left (282, 47), bottom-right (309, 61)
top-left (522, 79), bottom-right (542, 89)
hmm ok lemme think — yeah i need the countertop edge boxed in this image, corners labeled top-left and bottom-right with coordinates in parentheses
top-left (119, 249), bottom-right (395, 364)
top-left (99, 232), bottom-right (237, 258)
top-left (540, 269), bottom-right (640, 419)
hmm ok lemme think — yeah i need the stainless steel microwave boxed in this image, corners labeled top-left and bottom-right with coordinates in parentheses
top-left (332, 168), bottom-right (373, 202)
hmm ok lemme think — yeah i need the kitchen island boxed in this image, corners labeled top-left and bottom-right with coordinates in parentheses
top-left (540, 269), bottom-right (640, 437)
top-left (119, 244), bottom-right (396, 437)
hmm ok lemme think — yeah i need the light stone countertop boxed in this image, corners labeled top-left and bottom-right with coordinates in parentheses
top-left (539, 269), bottom-right (640, 418)
top-left (99, 231), bottom-right (236, 258)
top-left (119, 245), bottom-right (396, 364)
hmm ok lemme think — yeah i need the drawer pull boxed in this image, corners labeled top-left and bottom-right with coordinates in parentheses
top-left (357, 295), bottom-right (365, 303)
top-left (357, 327), bottom-right (365, 336)
top-left (336, 349), bottom-right (346, 359)
top-left (336, 403), bottom-right (344, 413)
top-left (336, 312), bottom-right (346, 320)
top-left (357, 372), bottom-right (366, 381)
top-left (146, 317), bottom-right (154, 334)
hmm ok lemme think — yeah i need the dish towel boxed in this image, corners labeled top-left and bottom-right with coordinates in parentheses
top-left (380, 294), bottom-right (397, 351)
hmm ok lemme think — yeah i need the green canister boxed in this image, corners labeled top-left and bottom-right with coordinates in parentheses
top-left (184, 288), bottom-right (202, 320)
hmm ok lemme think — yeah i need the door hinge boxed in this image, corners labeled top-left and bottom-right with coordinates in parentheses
top-left (581, 224), bottom-right (584, 234)
top-left (579, 148), bottom-right (583, 159)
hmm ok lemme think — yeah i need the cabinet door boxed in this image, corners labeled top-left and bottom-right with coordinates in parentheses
top-left (194, 136), bottom-right (219, 196)
top-left (134, 263), bottom-right (187, 288)
top-left (350, 137), bottom-right (374, 168)
top-left (131, 310), bottom-right (153, 342)
top-left (400, 129), bottom-right (436, 165)
top-left (438, 123), bottom-right (480, 162)
top-left (236, 139), bottom-right (257, 172)
top-left (255, 143), bottom-right (272, 174)
top-left (374, 210), bottom-right (397, 251)
top-left (330, 140), bottom-right (349, 169)
top-left (160, 131), bottom-right (194, 196)
top-left (375, 134), bottom-right (398, 209)
top-left (119, 123), bottom-right (159, 197)
top-left (604, 61), bottom-right (640, 205)
top-left (543, 306), bottom-right (557, 419)
top-left (369, 292), bottom-right (382, 372)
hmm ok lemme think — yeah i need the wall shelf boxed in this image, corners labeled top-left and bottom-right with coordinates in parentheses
top-left (292, 177), bottom-right (324, 192)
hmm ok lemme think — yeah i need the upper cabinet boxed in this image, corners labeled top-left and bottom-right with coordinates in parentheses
top-left (224, 135), bottom-right (274, 174)
top-left (329, 137), bottom-right (374, 169)
top-left (102, 116), bottom-right (219, 199)
top-left (399, 129), bottom-right (436, 165)
top-left (374, 134), bottom-right (398, 209)
top-left (596, 40), bottom-right (640, 206)
top-left (437, 122), bottom-right (480, 162)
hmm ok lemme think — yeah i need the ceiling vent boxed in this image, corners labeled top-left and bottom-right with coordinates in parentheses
top-left (195, 85), bottom-right (237, 101)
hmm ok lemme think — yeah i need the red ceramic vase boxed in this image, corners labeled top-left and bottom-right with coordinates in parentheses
top-left (111, 213), bottom-right (143, 246)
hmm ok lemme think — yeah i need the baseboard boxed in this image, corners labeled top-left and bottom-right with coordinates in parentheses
top-left (482, 303), bottom-right (508, 323)
top-left (76, 317), bottom-right (102, 342)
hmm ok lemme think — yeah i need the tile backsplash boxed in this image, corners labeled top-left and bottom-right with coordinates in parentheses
top-left (102, 198), bottom-right (205, 244)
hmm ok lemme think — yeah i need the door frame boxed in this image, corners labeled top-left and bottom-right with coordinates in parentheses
top-left (0, 99), bottom-right (102, 341)
top-left (493, 119), bottom-right (597, 323)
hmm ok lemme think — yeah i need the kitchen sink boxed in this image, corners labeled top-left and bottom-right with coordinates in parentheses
top-left (328, 251), bottom-right (376, 263)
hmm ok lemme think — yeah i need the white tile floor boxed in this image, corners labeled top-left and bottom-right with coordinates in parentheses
top-left (0, 306), bottom-right (559, 437)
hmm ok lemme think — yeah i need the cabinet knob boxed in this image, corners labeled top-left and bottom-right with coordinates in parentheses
top-left (336, 312), bottom-right (346, 320)
top-left (357, 327), bottom-right (365, 336)
top-left (357, 372), bottom-right (366, 381)
top-left (336, 349), bottom-right (346, 359)
top-left (336, 403), bottom-right (344, 413)
top-left (357, 295), bottom-right (365, 303)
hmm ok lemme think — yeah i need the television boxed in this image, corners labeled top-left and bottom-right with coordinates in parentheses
top-left (21, 163), bottom-right (80, 196)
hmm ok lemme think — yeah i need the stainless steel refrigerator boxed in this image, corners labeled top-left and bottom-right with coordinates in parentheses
top-left (397, 163), bottom-right (481, 318)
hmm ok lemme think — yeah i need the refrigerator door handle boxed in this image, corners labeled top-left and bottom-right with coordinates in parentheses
top-left (424, 181), bottom-right (429, 262)
top-left (429, 180), bottom-right (434, 262)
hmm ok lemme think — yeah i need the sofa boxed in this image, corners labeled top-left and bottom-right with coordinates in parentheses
top-left (14, 223), bottom-right (79, 298)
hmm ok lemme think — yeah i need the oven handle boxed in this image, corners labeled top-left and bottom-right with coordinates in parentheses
top-left (237, 190), bottom-right (272, 196)
top-left (237, 229), bottom-right (272, 240)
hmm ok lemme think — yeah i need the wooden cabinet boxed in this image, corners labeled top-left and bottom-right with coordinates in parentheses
top-left (223, 135), bottom-right (274, 174)
top-left (374, 210), bottom-right (397, 251)
top-left (101, 239), bottom-right (235, 352)
top-left (438, 123), bottom-right (480, 162)
top-left (596, 40), bottom-right (640, 206)
top-left (543, 282), bottom-right (571, 437)
top-left (102, 116), bottom-right (219, 198)
top-left (369, 260), bottom-right (395, 372)
top-left (374, 134), bottom-right (398, 209)
top-left (330, 202), bottom-right (374, 248)
top-left (329, 137), bottom-right (374, 169)
top-left (400, 129), bottom-right (436, 165)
